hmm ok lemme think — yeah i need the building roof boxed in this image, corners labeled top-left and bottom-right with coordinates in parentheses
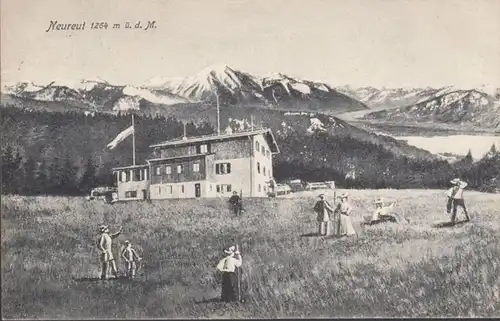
top-left (112, 164), bottom-right (148, 171)
top-left (150, 128), bottom-right (280, 153)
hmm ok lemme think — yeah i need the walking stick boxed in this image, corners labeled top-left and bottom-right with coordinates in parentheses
top-left (236, 243), bottom-right (241, 302)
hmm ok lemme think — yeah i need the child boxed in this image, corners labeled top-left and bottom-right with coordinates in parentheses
top-left (121, 240), bottom-right (142, 278)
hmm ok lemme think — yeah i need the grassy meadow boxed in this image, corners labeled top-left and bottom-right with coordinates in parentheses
top-left (1, 189), bottom-right (500, 318)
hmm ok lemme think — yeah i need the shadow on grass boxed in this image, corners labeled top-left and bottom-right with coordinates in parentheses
top-left (194, 297), bottom-right (247, 305)
top-left (73, 275), bottom-right (131, 282)
top-left (194, 297), bottom-right (222, 304)
top-left (300, 232), bottom-right (320, 237)
top-left (433, 220), bottom-right (469, 228)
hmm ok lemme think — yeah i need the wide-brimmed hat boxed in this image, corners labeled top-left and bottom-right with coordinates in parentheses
top-left (99, 225), bottom-right (109, 233)
top-left (338, 193), bottom-right (349, 199)
top-left (375, 198), bottom-right (383, 204)
top-left (318, 194), bottom-right (325, 198)
top-left (450, 178), bottom-right (460, 185)
top-left (224, 246), bottom-right (236, 255)
top-left (124, 240), bottom-right (130, 245)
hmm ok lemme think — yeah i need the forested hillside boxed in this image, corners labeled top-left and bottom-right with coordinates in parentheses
top-left (1, 106), bottom-right (499, 195)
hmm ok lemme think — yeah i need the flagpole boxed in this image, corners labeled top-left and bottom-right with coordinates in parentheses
top-left (215, 91), bottom-right (220, 136)
top-left (132, 114), bottom-right (136, 166)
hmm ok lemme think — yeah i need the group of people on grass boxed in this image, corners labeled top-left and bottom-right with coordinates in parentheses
top-left (313, 177), bottom-right (471, 237)
top-left (95, 177), bottom-right (471, 304)
top-left (96, 225), bottom-right (142, 280)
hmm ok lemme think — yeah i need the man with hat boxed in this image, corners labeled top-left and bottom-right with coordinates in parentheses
top-left (367, 198), bottom-right (402, 224)
top-left (97, 225), bottom-right (123, 280)
top-left (216, 245), bottom-right (243, 302)
top-left (445, 178), bottom-right (470, 223)
top-left (229, 191), bottom-right (242, 216)
top-left (313, 194), bottom-right (334, 236)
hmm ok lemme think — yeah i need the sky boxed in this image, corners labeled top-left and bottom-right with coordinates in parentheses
top-left (1, 0), bottom-right (499, 89)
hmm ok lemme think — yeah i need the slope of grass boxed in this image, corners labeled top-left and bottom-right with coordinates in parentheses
top-left (1, 189), bottom-right (499, 318)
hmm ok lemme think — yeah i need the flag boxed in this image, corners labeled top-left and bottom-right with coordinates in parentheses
top-left (107, 125), bottom-right (134, 150)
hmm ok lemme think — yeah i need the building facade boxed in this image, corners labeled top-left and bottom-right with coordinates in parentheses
top-left (112, 128), bottom-right (280, 200)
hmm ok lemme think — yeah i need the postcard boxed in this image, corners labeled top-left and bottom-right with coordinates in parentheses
top-left (1, 0), bottom-right (499, 318)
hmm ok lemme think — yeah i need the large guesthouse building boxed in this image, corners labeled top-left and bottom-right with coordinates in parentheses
top-left (112, 128), bottom-right (280, 200)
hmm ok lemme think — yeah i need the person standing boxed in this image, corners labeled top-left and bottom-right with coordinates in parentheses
top-left (229, 191), bottom-right (242, 216)
top-left (97, 225), bottom-right (122, 280)
top-left (449, 178), bottom-right (471, 223)
top-left (121, 240), bottom-right (142, 279)
top-left (216, 246), bottom-right (243, 302)
top-left (445, 179), bottom-right (458, 216)
top-left (334, 193), bottom-right (356, 237)
top-left (313, 194), bottom-right (334, 236)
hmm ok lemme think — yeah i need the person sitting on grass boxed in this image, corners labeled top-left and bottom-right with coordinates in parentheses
top-left (365, 198), bottom-right (406, 225)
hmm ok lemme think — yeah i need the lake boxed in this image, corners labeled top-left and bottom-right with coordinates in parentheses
top-left (395, 135), bottom-right (500, 160)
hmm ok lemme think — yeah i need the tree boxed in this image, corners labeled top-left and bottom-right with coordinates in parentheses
top-left (48, 157), bottom-right (62, 194)
top-left (1, 145), bottom-right (14, 194)
top-left (60, 156), bottom-right (78, 195)
top-left (34, 160), bottom-right (48, 195)
top-left (79, 156), bottom-right (96, 193)
top-left (22, 155), bottom-right (37, 195)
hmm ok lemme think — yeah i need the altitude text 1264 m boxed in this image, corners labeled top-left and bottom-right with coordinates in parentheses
top-left (44, 20), bottom-right (157, 32)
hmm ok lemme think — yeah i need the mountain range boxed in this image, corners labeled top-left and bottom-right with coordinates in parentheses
top-left (1, 64), bottom-right (368, 115)
top-left (2, 64), bottom-right (499, 132)
top-left (361, 89), bottom-right (500, 130)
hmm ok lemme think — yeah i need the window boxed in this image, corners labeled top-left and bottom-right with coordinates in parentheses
top-left (177, 164), bottom-right (183, 174)
top-left (258, 184), bottom-right (261, 192)
top-left (266, 150), bottom-right (270, 158)
top-left (255, 141), bottom-right (260, 152)
top-left (134, 170), bottom-right (141, 181)
top-left (210, 184), bottom-right (212, 192)
top-left (261, 146), bottom-right (265, 155)
top-left (158, 186), bottom-right (161, 194)
top-left (263, 166), bottom-right (266, 176)
top-left (181, 185), bottom-right (184, 193)
top-left (165, 166), bottom-right (171, 174)
top-left (197, 144), bottom-right (208, 154)
top-left (125, 191), bottom-right (137, 198)
top-left (257, 162), bottom-right (260, 174)
top-left (121, 171), bottom-right (127, 182)
top-left (264, 185), bottom-right (267, 192)
top-left (193, 163), bottom-right (200, 172)
top-left (216, 163), bottom-right (231, 174)
top-left (168, 185), bottom-right (173, 194)
top-left (216, 184), bottom-right (231, 193)
top-left (155, 166), bottom-right (161, 175)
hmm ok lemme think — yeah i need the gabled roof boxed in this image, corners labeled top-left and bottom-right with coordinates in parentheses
top-left (112, 164), bottom-right (148, 171)
top-left (150, 128), bottom-right (280, 153)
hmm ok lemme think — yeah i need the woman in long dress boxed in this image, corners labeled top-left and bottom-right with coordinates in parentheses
top-left (334, 193), bottom-right (356, 237)
top-left (216, 246), bottom-right (242, 302)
